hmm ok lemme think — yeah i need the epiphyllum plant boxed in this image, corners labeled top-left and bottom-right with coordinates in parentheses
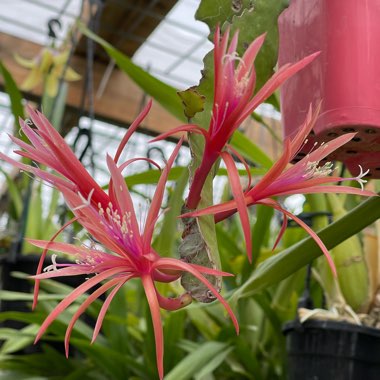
top-left (0, 102), bottom-right (238, 380)
top-left (153, 26), bottom-right (319, 260)
top-left (153, 26), bottom-right (319, 212)
top-left (184, 106), bottom-right (375, 271)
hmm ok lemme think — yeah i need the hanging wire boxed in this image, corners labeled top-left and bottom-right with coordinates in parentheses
top-left (73, 0), bottom-right (105, 173)
top-left (47, 0), bottom-right (85, 120)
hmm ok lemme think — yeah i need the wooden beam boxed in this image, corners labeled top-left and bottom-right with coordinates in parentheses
top-left (0, 32), bottom-right (182, 135)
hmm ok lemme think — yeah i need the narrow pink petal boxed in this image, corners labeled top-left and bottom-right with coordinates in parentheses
top-left (306, 133), bottom-right (356, 163)
top-left (149, 124), bottom-right (208, 143)
top-left (26, 239), bottom-right (92, 256)
top-left (156, 291), bottom-right (192, 311)
top-left (92, 277), bottom-right (131, 343)
top-left (236, 52), bottom-right (320, 126)
top-left (214, 26), bottom-right (230, 88)
top-left (0, 151), bottom-right (38, 172)
top-left (114, 100), bottom-right (152, 163)
top-left (227, 29), bottom-right (239, 55)
top-left (32, 266), bottom-right (98, 280)
top-left (226, 144), bottom-right (252, 188)
top-left (181, 199), bottom-right (239, 219)
top-left (39, 131), bottom-right (107, 204)
top-left (154, 258), bottom-right (239, 334)
top-left (272, 213), bottom-right (288, 251)
top-left (32, 217), bottom-right (78, 309)
top-left (8, 134), bottom-right (55, 167)
top-left (34, 267), bottom-right (128, 343)
top-left (59, 187), bottom-right (136, 263)
top-left (64, 277), bottom-right (121, 357)
top-left (258, 199), bottom-right (337, 276)
top-left (273, 185), bottom-right (376, 198)
top-left (221, 152), bottom-right (252, 262)
top-left (143, 138), bottom-right (183, 250)
top-left (156, 257), bottom-right (234, 277)
top-left (248, 139), bottom-right (292, 200)
top-left (118, 157), bottom-right (161, 172)
top-left (18, 118), bottom-right (47, 151)
top-left (152, 268), bottom-right (181, 282)
top-left (237, 33), bottom-right (266, 80)
top-left (289, 103), bottom-right (321, 157)
top-left (106, 155), bottom-right (141, 241)
top-left (141, 275), bottom-right (164, 380)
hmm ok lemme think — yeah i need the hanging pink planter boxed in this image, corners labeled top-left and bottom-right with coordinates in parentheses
top-left (278, 0), bottom-right (380, 178)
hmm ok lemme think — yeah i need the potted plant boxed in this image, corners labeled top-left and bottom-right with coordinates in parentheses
top-left (278, 0), bottom-right (380, 178)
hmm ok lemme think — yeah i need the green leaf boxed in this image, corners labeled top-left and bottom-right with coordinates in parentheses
top-left (164, 310), bottom-right (186, 371)
top-left (196, 0), bottom-right (254, 30)
top-left (0, 169), bottom-right (23, 219)
top-left (0, 290), bottom-right (65, 301)
top-left (234, 195), bottom-right (380, 300)
top-left (0, 325), bottom-right (39, 355)
top-left (165, 342), bottom-right (230, 380)
top-left (0, 61), bottom-right (24, 130)
top-left (69, 338), bottom-right (147, 380)
top-left (194, 345), bottom-right (233, 379)
top-left (185, 306), bottom-right (220, 339)
top-left (79, 23), bottom-right (186, 122)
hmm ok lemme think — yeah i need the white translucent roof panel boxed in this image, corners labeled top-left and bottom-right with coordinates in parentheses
top-left (0, 0), bottom-right (212, 90)
top-left (0, 0), bottom-right (82, 46)
top-left (133, 0), bottom-right (213, 89)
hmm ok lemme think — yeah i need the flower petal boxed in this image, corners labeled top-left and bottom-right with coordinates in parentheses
top-left (221, 151), bottom-right (252, 262)
top-left (258, 198), bottom-right (336, 276)
top-left (141, 275), bottom-right (164, 380)
top-left (64, 277), bottom-right (121, 357)
top-left (143, 138), bottom-right (183, 250)
top-left (92, 277), bottom-right (131, 343)
top-left (32, 217), bottom-right (78, 309)
top-left (236, 52), bottom-right (320, 126)
top-left (114, 100), bottom-right (152, 163)
top-left (154, 258), bottom-right (239, 334)
top-left (150, 124), bottom-right (208, 143)
top-left (34, 267), bottom-right (128, 343)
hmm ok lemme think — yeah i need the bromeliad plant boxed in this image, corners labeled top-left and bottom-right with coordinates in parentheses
top-left (0, 21), bottom-right (377, 380)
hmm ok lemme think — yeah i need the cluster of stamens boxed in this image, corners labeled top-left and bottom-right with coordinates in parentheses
top-left (98, 201), bottom-right (134, 241)
top-left (303, 160), bottom-right (334, 179)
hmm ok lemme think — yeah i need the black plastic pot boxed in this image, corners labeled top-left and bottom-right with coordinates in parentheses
top-left (283, 319), bottom-right (380, 380)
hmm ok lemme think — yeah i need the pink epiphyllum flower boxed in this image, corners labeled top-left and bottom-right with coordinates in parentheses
top-left (152, 25), bottom-right (319, 210)
top-left (0, 102), bottom-right (238, 380)
top-left (182, 106), bottom-right (376, 271)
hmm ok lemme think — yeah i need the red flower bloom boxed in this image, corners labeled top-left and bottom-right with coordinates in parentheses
top-left (183, 106), bottom-right (376, 271)
top-left (153, 26), bottom-right (319, 210)
top-left (0, 102), bottom-right (238, 380)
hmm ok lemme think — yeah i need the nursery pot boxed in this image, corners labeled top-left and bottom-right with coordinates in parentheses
top-left (283, 319), bottom-right (380, 380)
top-left (278, 0), bottom-right (380, 178)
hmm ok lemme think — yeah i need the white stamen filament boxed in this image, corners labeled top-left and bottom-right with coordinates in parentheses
top-left (44, 254), bottom-right (58, 272)
top-left (303, 161), bottom-right (334, 179)
top-left (73, 188), bottom-right (95, 211)
top-left (353, 165), bottom-right (369, 191)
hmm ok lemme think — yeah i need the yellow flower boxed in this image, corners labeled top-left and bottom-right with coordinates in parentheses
top-left (15, 47), bottom-right (81, 97)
